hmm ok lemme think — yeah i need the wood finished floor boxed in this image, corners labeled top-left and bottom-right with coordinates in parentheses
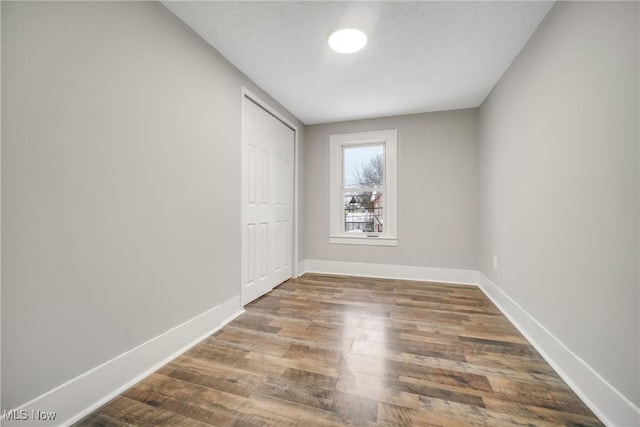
top-left (76, 274), bottom-right (603, 426)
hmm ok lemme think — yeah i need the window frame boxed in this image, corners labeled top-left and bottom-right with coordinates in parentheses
top-left (329, 129), bottom-right (398, 246)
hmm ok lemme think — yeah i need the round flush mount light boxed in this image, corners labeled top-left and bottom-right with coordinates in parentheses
top-left (328, 28), bottom-right (367, 54)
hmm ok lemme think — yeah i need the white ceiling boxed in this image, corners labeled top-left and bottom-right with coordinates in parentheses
top-left (162, 1), bottom-right (555, 125)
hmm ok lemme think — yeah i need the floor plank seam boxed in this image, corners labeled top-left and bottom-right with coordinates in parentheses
top-left (74, 274), bottom-right (605, 427)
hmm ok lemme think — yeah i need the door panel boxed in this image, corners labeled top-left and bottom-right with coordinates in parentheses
top-left (241, 97), bottom-right (294, 305)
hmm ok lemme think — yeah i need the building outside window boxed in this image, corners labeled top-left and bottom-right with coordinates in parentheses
top-left (329, 129), bottom-right (398, 246)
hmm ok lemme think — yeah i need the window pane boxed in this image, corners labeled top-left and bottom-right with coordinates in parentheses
top-left (343, 144), bottom-right (384, 188)
top-left (344, 191), bottom-right (384, 233)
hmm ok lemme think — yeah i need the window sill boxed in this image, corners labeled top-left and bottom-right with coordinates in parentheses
top-left (329, 235), bottom-right (398, 247)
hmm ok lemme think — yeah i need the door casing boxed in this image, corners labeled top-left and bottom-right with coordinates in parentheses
top-left (240, 88), bottom-right (299, 306)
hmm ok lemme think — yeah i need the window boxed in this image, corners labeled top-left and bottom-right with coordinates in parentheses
top-left (329, 129), bottom-right (397, 246)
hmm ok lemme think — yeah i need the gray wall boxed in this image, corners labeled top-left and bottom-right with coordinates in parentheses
top-left (4, 0), bottom-right (638, 415)
top-left (1, 1), bottom-right (302, 409)
top-left (304, 110), bottom-right (478, 270)
top-left (478, 1), bottom-right (639, 406)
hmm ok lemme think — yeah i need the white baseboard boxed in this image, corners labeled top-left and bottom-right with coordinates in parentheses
top-left (301, 258), bottom-right (479, 285)
top-left (298, 259), bottom-right (639, 426)
top-left (4, 266), bottom-right (637, 427)
top-left (477, 273), bottom-right (640, 427)
top-left (297, 259), bottom-right (308, 277)
top-left (2, 295), bottom-right (244, 427)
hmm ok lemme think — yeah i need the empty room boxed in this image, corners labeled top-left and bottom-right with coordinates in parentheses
top-left (1, 1), bottom-right (639, 426)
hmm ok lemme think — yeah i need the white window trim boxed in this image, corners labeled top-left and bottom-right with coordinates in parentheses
top-left (329, 129), bottom-right (398, 246)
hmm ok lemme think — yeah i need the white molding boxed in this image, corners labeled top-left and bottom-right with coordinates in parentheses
top-left (302, 259), bottom-right (478, 285)
top-left (477, 273), bottom-right (640, 427)
top-left (241, 87), bottom-right (297, 132)
top-left (297, 259), bottom-right (308, 277)
top-left (240, 87), bottom-right (300, 286)
top-left (329, 129), bottom-right (398, 244)
top-left (4, 263), bottom-right (636, 427)
top-left (2, 296), bottom-right (243, 427)
top-left (329, 235), bottom-right (398, 247)
top-left (298, 260), bottom-right (639, 425)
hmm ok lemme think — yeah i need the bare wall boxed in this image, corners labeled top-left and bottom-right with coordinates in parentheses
top-left (478, 1), bottom-right (639, 405)
top-left (1, 1), bottom-right (303, 410)
top-left (304, 110), bottom-right (478, 270)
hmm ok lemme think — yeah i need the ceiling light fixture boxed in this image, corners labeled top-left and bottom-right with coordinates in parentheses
top-left (328, 28), bottom-right (367, 54)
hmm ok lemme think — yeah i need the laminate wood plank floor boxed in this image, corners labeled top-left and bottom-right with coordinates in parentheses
top-left (75, 274), bottom-right (603, 426)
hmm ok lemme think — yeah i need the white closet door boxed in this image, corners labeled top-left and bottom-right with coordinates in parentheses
top-left (241, 97), bottom-right (294, 306)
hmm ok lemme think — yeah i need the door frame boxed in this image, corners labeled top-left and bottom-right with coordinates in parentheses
top-left (240, 87), bottom-right (299, 305)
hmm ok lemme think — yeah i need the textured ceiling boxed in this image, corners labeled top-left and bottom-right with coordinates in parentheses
top-left (163, 1), bottom-right (555, 125)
